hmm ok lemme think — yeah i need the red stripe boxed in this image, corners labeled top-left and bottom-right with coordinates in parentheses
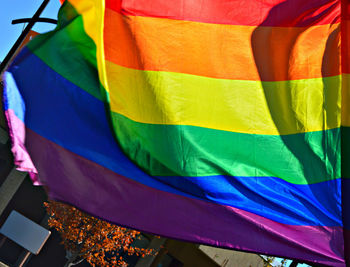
top-left (106, 0), bottom-right (340, 27)
top-left (342, 10), bottom-right (350, 73)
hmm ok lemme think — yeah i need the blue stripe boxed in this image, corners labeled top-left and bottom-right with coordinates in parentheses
top-left (3, 72), bottom-right (25, 121)
top-left (4, 48), bottom-right (343, 226)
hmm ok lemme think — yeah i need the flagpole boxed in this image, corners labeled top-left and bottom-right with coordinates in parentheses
top-left (0, 0), bottom-right (50, 75)
top-left (12, 18), bottom-right (57, 25)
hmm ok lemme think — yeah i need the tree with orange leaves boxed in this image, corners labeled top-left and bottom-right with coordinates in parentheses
top-left (44, 201), bottom-right (154, 267)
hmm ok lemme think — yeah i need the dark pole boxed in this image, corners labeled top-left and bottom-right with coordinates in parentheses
top-left (16, 250), bottom-right (31, 267)
top-left (289, 260), bottom-right (299, 267)
top-left (0, 0), bottom-right (50, 75)
top-left (12, 18), bottom-right (57, 25)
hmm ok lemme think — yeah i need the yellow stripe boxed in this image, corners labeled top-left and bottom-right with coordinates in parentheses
top-left (68, 0), bottom-right (109, 93)
top-left (106, 61), bottom-right (341, 135)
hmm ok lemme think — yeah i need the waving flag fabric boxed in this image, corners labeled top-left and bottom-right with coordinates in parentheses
top-left (3, 0), bottom-right (350, 265)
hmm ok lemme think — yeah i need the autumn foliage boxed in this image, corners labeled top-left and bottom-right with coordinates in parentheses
top-left (44, 201), bottom-right (154, 267)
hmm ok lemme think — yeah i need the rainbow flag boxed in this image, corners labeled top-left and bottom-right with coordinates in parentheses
top-left (3, 0), bottom-right (350, 265)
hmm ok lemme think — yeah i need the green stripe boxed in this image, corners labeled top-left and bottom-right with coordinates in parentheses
top-left (27, 1), bottom-right (102, 100)
top-left (112, 113), bottom-right (341, 184)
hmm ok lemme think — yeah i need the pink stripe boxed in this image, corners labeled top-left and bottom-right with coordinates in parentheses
top-left (20, 127), bottom-right (345, 266)
top-left (5, 109), bottom-right (39, 184)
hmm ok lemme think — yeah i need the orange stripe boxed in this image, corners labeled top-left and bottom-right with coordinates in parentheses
top-left (343, 20), bottom-right (350, 74)
top-left (342, 19), bottom-right (350, 126)
top-left (104, 9), bottom-right (340, 81)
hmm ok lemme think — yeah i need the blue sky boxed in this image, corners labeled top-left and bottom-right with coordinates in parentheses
top-left (0, 0), bottom-right (61, 61)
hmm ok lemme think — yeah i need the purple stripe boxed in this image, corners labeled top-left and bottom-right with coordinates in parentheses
top-left (345, 229), bottom-right (350, 266)
top-left (19, 126), bottom-right (345, 266)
